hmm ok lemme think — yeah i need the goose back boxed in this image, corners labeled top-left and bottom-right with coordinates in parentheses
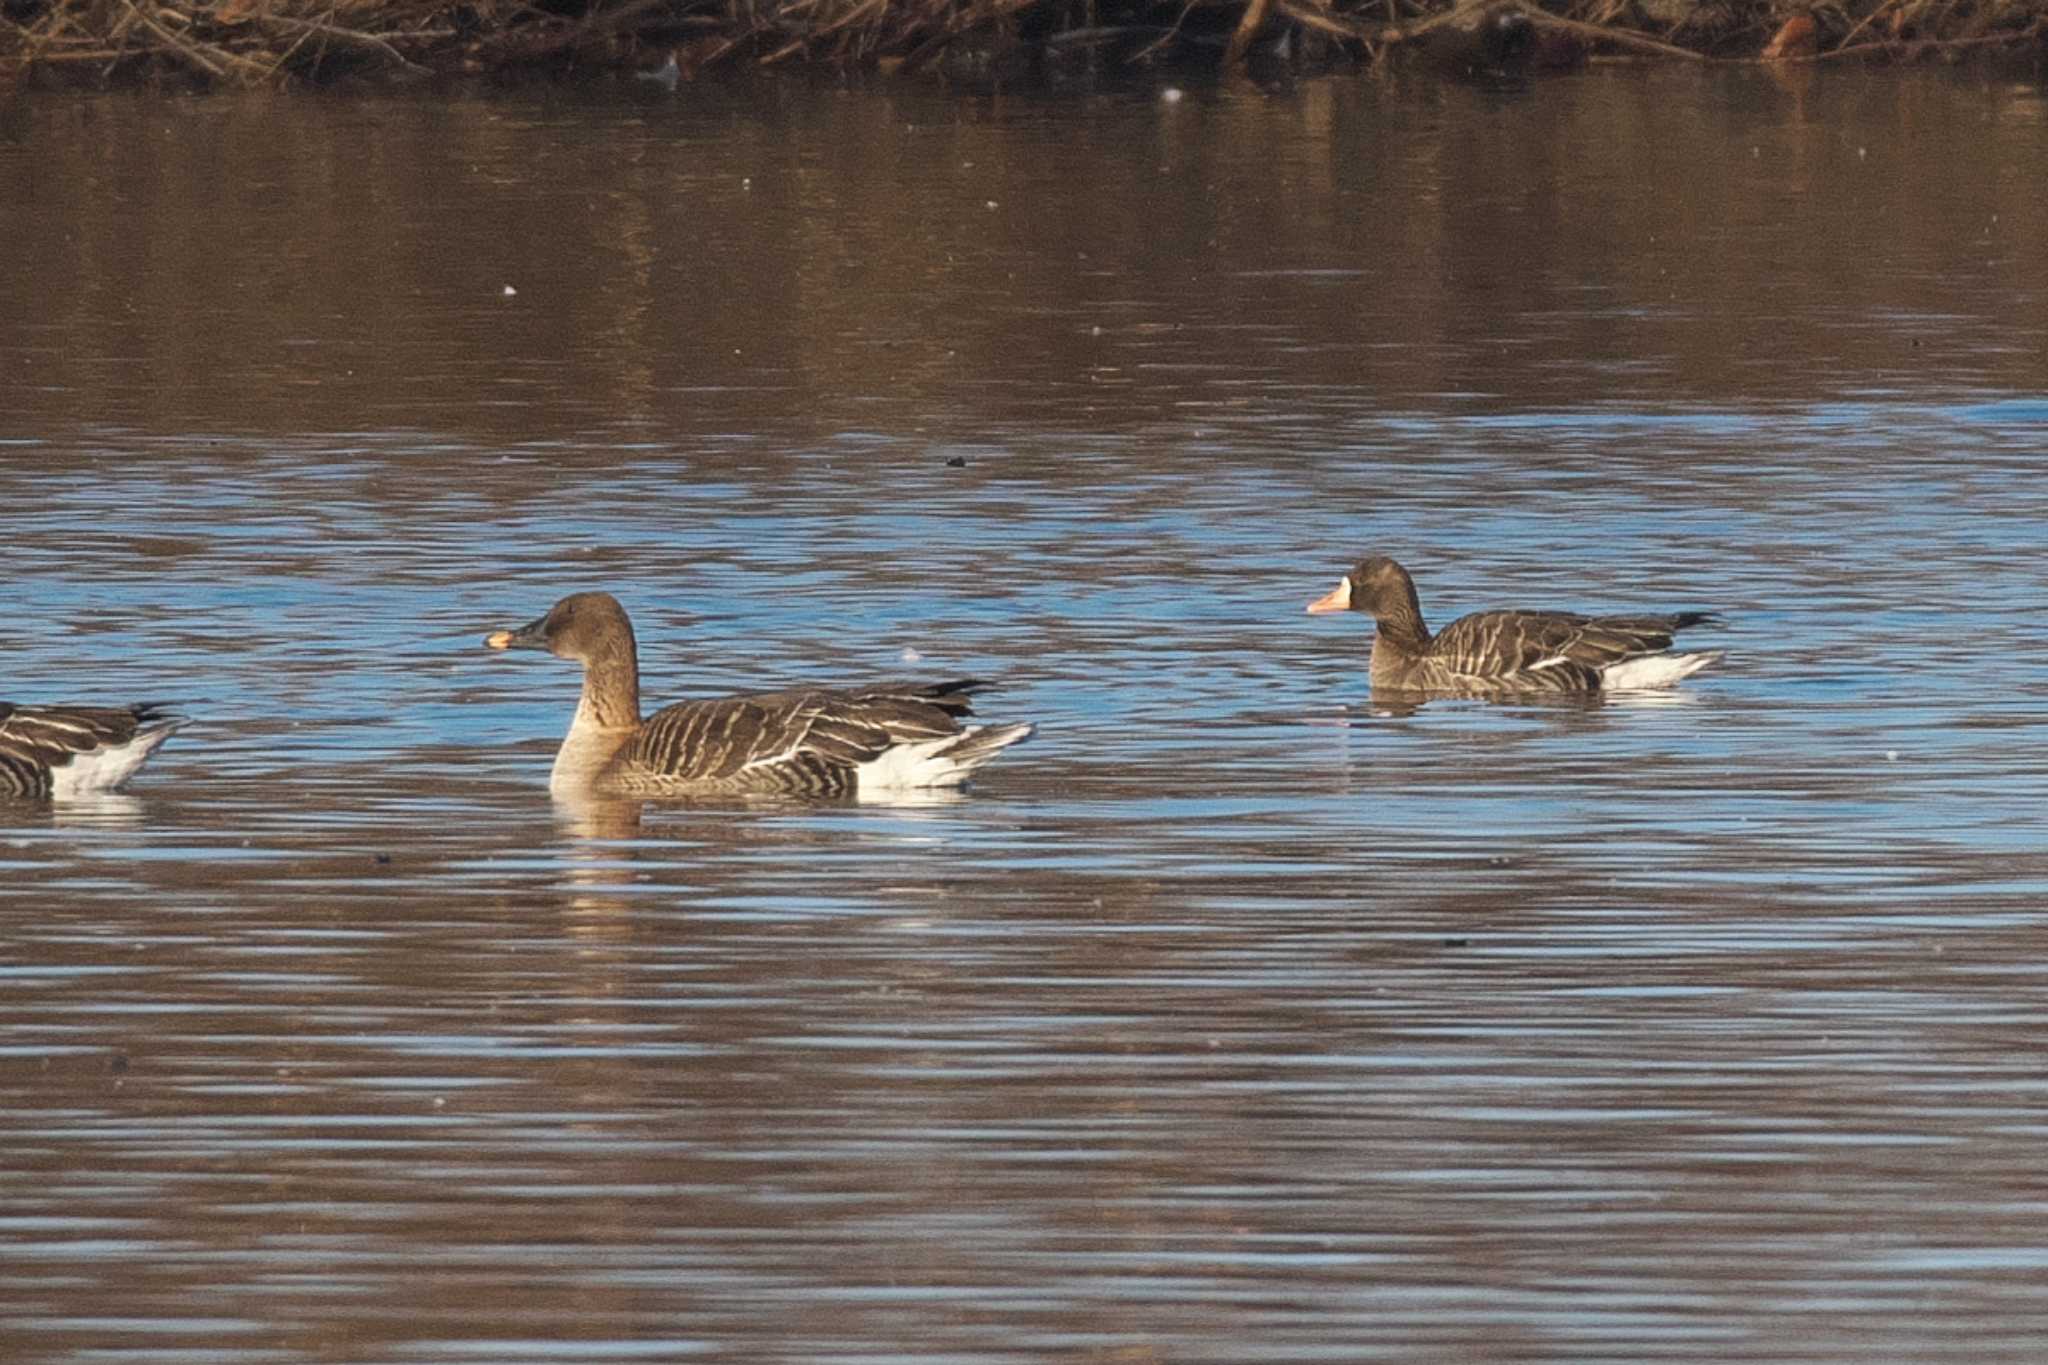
top-left (1415, 609), bottom-right (1716, 692)
top-left (622, 680), bottom-right (992, 797)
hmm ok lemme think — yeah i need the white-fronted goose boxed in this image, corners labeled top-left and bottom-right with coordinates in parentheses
top-left (1307, 556), bottom-right (1722, 694)
top-left (483, 592), bottom-right (1034, 798)
top-left (0, 702), bottom-right (187, 798)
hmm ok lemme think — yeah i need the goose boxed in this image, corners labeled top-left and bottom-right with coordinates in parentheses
top-left (483, 591), bottom-right (1034, 798)
top-left (0, 702), bottom-right (187, 798)
top-left (1307, 555), bottom-right (1722, 694)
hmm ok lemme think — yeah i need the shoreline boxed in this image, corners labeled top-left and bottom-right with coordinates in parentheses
top-left (3, 0), bottom-right (2044, 88)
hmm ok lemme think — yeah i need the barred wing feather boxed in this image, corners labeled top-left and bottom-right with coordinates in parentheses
top-left (624, 680), bottom-right (1003, 795)
top-left (0, 702), bottom-right (186, 798)
top-left (1428, 611), bottom-right (1716, 688)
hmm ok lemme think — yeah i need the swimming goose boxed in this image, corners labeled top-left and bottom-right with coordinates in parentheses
top-left (1307, 556), bottom-right (1722, 694)
top-left (483, 591), bottom-right (1034, 798)
top-left (0, 702), bottom-right (187, 798)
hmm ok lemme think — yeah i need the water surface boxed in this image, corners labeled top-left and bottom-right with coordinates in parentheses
top-left (5, 66), bottom-right (2048, 1362)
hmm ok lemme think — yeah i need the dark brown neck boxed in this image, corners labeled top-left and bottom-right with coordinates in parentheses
top-left (1374, 580), bottom-right (1431, 653)
top-left (578, 644), bottom-right (642, 728)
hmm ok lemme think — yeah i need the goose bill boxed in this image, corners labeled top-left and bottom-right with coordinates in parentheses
top-left (1305, 579), bottom-right (1352, 614)
top-left (483, 618), bottom-right (547, 650)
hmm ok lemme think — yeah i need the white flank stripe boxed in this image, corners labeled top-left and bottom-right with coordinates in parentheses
top-left (855, 735), bottom-right (982, 791)
top-left (50, 733), bottom-right (171, 797)
top-left (1599, 651), bottom-right (1724, 691)
top-left (854, 724), bottom-right (1031, 791)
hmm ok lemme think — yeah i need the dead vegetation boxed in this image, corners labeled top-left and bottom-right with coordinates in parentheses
top-left (1, 0), bottom-right (2042, 85)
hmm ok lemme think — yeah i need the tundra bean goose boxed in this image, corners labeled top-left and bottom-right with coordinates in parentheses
top-left (483, 592), bottom-right (1034, 798)
top-left (1307, 556), bottom-right (1722, 694)
top-left (0, 702), bottom-right (187, 798)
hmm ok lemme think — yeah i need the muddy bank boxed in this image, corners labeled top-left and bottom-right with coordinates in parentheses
top-left (2, 0), bottom-right (2043, 87)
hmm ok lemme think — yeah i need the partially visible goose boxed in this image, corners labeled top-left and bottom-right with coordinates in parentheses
top-left (0, 702), bottom-right (187, 798)
top-left (1307, 555), bottom-right (1722, 694)
top-left (483, 592), bottom-right (1034, 798)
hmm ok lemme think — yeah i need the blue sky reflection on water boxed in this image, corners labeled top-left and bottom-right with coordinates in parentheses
top-left (6, 66), bottom-right (2048, 1365)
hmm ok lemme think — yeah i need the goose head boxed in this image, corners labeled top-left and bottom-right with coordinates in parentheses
top-left (484, 591), bottom-right (638, 666)
top-left (1306, 556), bottom-right (1418, 621)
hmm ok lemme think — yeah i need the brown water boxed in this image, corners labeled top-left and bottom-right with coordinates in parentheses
top-left (5, 66), bottom-right (2048, 1362)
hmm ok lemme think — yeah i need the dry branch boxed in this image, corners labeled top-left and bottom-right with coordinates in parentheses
top-left (260, 13), bottom-right (435, 70)
top-left (9, 0), bottom-right (2048, 86)
top-left (1806, 23), bottom-right (2046, 58)
top-left (125, 0), bottom-right (267, 77)
top-left (1222, 0), bottom-right (1274, 63)
top-left (1519, 7), bottom-right (1710, 58)
top-left (1276, 0), bottom-right (1376, 43)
